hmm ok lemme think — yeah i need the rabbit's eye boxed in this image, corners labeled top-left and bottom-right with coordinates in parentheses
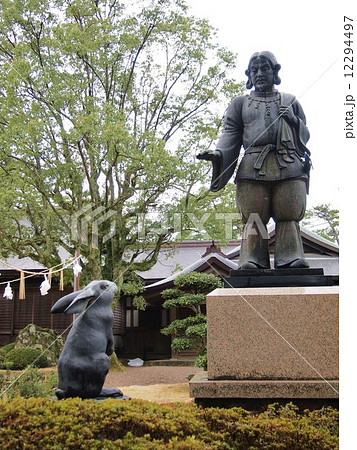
top-left (100, 282), bottom-right (108, 289)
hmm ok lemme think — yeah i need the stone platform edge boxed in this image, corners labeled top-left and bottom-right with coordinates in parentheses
top-left (189, 371), bottom-right (339, 399)
top-left (207, 285), bottom-right (339, 298)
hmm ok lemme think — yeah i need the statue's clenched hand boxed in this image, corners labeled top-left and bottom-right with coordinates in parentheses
top-left (196, 150), bottom-right (220, 161)
top-left (278, 106), bottom-right (298, 126)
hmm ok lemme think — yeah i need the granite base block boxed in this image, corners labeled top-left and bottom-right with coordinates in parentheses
top-left (207, 287), bottom-right (339, 381)
top-left (189, 371), bottom-right (339, 410)
top-left (190, 286), bottom-right (339, 408)
top-left (189, 371), bottom-right (339, 399)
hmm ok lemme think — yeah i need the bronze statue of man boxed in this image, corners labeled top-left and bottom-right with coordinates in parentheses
top-left (198, 51), bottom-right (311, 269)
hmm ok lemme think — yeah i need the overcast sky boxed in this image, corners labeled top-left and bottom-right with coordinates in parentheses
top-left (186, 0), bottom-right (353, 210)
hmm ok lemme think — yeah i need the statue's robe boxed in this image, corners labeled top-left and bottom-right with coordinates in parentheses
top-left (210, 90), bottom-right (311, 192)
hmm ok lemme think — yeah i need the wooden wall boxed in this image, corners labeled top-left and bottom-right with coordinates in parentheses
top-left (0, 283), bottom-right (73, 346)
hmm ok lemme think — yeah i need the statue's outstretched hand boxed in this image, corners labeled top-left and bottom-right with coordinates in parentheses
top-left (196, 150), bottom-right (220, 161)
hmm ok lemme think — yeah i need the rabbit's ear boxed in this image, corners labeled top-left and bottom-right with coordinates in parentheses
top-left (51, 290), bottom-right (83, 314)
top-left (64, 286), bottom-right (96, 315)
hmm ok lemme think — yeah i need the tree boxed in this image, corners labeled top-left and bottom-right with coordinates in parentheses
top-left (303, 203), bottom-right (339, 245)
top-left (161, 271), bottom-right (222, 368)
top-left (0, 0), bottom-right (244, 290)
top-left (173, 183), bottom-right (243, 242)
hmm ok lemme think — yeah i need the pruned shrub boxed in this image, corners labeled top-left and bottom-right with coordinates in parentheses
top-left (1, 347), bottom-right (48, 370)
top-left (0, 398), bottom-right (338, 449)
top-left (194, 352), bottom-right (207, 369)
top-left (15, 324), bottom-right (64, 366)
top-left (161, 272), bottom-right (222, 367)
top-left (0, 369), bottom-right (58, 400)
top-left (0, 343), bottom-right (16, 355)
top-left (0, 343), bottom-right (16, 368)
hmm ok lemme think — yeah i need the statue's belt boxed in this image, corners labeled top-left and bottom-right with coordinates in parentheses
top-left (244, 145), bottom-right (296, 176)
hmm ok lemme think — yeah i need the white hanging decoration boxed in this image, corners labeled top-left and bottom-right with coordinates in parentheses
top-left (73, 258), bottom-right (82, 277)
top-left (3, 282), bottom-right (13, 300)
top-left (40, 274), bottom-right (51, 296)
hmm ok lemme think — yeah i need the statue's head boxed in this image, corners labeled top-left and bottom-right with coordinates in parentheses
top-left (245, 51), bottom-right (281, 91)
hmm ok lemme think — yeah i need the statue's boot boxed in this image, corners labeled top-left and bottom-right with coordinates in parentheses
top-left (239, 261), bottom-right (264, 269)
top-left (238, 222), bottom-right (270, 269)
top-left (274, 221), bottom-right (309, 269)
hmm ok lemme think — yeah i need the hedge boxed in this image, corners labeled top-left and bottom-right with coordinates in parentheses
top-left (0, 343), bottom-right (16, 355)
top-left (0, 398), bottom-right (338, 449)
top-left (0, 369), bottom-right (58, 400)
top-left (0, 343), bottom-right (16, 367)
top-left (0, 347), bottom-right (48, 370)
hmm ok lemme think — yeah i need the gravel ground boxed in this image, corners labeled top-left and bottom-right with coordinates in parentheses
top-left (104, 365), bottom-right (201, 388)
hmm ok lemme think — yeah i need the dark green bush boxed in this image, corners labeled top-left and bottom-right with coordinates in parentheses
top-left (0, 398), bottom-right (338, 449)
top-left (194, 352), bottom-right (207, 370)
top-left (2, 347), bottom-right (48, 370)
top-left (0, 369), bottom-right (58, 400)
top-left (0, 343), bottom-right (16, 367)
top-left (15, 324), bottom-right (64, 366)
top-left (0, 343), bottom-right (16, 355)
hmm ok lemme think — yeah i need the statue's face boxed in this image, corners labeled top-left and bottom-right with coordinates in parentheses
top-left (249, 57), bottom-right (275, 92)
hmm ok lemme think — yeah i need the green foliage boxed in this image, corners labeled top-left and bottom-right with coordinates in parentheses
top-left (1, 347), bottom-right (48, 370)
top-left (0, 369), bottom-right (58, 400)
top-left (0, 0), bottom-right (244, 285)
top-left (172, 272), bottom-right (223, 295)
top-left (120, 271), bottom-right (146, 310)
top-left (161, 315), bottom-right (206, 336)
top-left (109, 353), bottom-right (126, 372)
top-left (161, 288), bottom-right (181, 300)
top-left (14, 324), bottom-right (64, 366)
top-left (194, 352), bottom-right (207, 369)
top-left (303, 203), bottom-right (339, 245)
top-left (186, 323), bottom-right (206, 339)
top-left (0, 343), bottom-right (15, 354)
top-left (170, 337), bottom-right (195, 352)
top-left (162, 293), bottom-right (206, 309)
top-left (0, 398), bottom-right (339, 449)
top-left (175, 184), bottom-right (244, 242)
top-left (161, 272), bottom-right (222, 363)
top-left (132, 295), bottom-right (147, 311)
top-left (0, 343), bottom-right (15, 363)
top-left (0, 343), bottom-right (16, 368)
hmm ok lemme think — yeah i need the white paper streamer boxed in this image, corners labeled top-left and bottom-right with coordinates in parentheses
top-left (73, 258), bottom-right (82, 277)
top-left (40, 275), bottom-right (51, 296)
top-left (3, 282), bottom-right (13, 300)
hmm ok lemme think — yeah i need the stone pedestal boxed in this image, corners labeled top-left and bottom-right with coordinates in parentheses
top-left (189, 286), bottom-right (339, 409)
top-left (224, 268), bottom-right (333, 288)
